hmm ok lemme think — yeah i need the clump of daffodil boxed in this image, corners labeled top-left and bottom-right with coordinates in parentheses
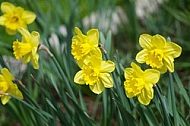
top-left (0, 2), bottom-right (36, 35)
top-left (71, 27), bottom-right (102, 66)
top-left (74, 56), bottom-right (115, 94)
top-left (124, 62), bottom-right (160, 105)
top-left (0, 68), bottom-right (23, 105)
top-left (136, 34), bottom-right (182, 73)
top-left (13, 27), bottom-right (40, 69)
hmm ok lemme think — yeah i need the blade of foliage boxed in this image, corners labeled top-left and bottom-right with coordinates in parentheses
top-left (173, 72), bottom-right (190, 107)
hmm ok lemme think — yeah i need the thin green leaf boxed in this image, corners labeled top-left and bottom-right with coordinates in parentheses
top-left (140, 105), bottom-right (160, 126)
top-left (173, 72), bottom-right (190, 107)
top-left (169, 73), bottom-right (178, 126)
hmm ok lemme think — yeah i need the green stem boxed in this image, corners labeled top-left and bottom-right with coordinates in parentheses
top-left (102, 90), bottom-right (108, 126)
top-left (51, 56), bottom-right (77, 102)
top-left (169, 72), bottom-right (178, 126)
top-left (154, 85), bottom-right (171, 126)
top-left (102, 50), bottom-right (132, 113)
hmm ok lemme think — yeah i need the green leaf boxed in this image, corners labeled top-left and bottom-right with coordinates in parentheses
top-left (140, 105), bottom-right (160, 126)
top-left (66, 93), bottom-right (99, 126)
top-left (169, 73), bottom-right (178, 126)
top-left (173, 72), bottom-right (190, 107)
top-left (10, 94), bottom-right (53, 121)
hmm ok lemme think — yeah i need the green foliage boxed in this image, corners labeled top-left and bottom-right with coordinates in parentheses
top-left (0, 0), bottom-right (190, 126)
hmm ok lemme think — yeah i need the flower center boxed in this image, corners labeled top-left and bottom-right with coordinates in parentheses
top-left (82, 66), bottom-right (99, 85)
top-left (71, 41), bottom-right (91, 60)
top-left (126, 76), bottom-right (145, 96)
top-left (13, 40), bottom-right (32, 59)
top-left (145, 49), bottom-right (164, 68)
top-left (11, 16), bottom-right (19, 23)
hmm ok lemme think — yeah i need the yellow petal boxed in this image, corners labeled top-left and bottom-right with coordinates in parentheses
top-left (88, 56), bottom-right (101, 68)
top-left (100, 60), bottom-right (115, 73)
top-left (1, 68), bottom-right (14, 81)
top-left (125, 89), bottom-right (135, 98)
top-left (90, 47), bottom-right (102, 60)
top-left (31, 53), bottom-right (39, 69)
top-left (124, 68), bottom-right (133, 79)
top-left (137, 85), bottom-right (153, 105)
top-left (0, 81), bottom-right (9, 92)
top-left (131, 62), bottom-right (144, 76)
top-left (22, 53), bottom-right (31, 64)
top-left (1, 2), bottom-right (15, 13)
top-left (136, 49), bottom-right (148, 63)
top-left (99, 73), bottom-right (113, 88)
top-left (163, 55), bottom-right (174, 72)
top-left (139, 34), bottom-right (153, 49)
top-left (77, 59), bottom-right (85, 69)
top-left (74, 71), bottom-right (85, 84)
top-left (73, 27), bottom-right (86, 43)
top-left (87, 29), bottom-right (99, 46)
top-left (158, 65), bottom-right (167, 74)
top-left (144, 69), bottom-right (160, 84)
top-left (6, 28), bottom-right (17, 35)
top-left (31, 31), bottom-right (40, 46)
top-left (145, 85), bottom-right (154, 99)
top-left (74, 27), bottom-right (83, 36)
top-left (151, 34), bottom-right (166, 49)
top-left (22, 11), bottom-right (36, 24)
top-left (18, 27), bottom-right (31, 43)
top-left (164, 42), bottom-right (182, 58)
top-left (0, 16), bottom-right (6, 25)
top-left (8, 83), bottom-right (23, 99)
top-left (89, 81), bottom-right (104, 94)
top-left (1, 95), bottom-right (11, 105)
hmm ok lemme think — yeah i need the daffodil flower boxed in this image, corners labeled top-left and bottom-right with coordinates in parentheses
top-left (0, 68), bottom-right (23, 105)
top-left (136, 34), bottom-right (182, 73)
top-left (74, 56), bottom-right (115, 94)
top-left (0, 2), bottom-right (36, 35)
top-left (124, 62), bottom-right (160, 105)
top-left (71, 27), bottom-right (102, 66)
top-left (13, 28), bottom-right (40, 69)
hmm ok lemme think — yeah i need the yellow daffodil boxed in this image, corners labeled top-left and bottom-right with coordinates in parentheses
top-left (124, 62), bottom-right (160, 105)
top-left (136, 34), bottom-right (182, 73)
top-left (13, 27), bottom-right (40, 69)
top-left (0, 2), bottom-right (36, 35)
top-left (0, 68), bottom-right (23, 105)
top-left (74, 56), bottom-right (115, 94)
top-left (71, 27), bottom-right (102, 66)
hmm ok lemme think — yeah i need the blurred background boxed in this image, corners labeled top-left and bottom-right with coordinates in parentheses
top-left (0, 0), bottom-right (190, 125)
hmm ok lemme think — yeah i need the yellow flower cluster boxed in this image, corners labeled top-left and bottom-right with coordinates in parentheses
top-left (72, 27), bottom-right (115, 94)
top-left (124, 34), bottom-right (182, 105)
top-left (0, 2), bottom-right (40, 69)
top-left (0, 2), bottom-right (41, 104)
top-left (71, 27), bottom-right (182, 105)
top-left (0, 2), bottom-right (183, 106)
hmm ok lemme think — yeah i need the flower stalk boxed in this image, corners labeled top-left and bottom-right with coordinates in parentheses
top-left (154, 85), bottom-right (171, 126)
top-left (169, 72), bottom-right (178, 126)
